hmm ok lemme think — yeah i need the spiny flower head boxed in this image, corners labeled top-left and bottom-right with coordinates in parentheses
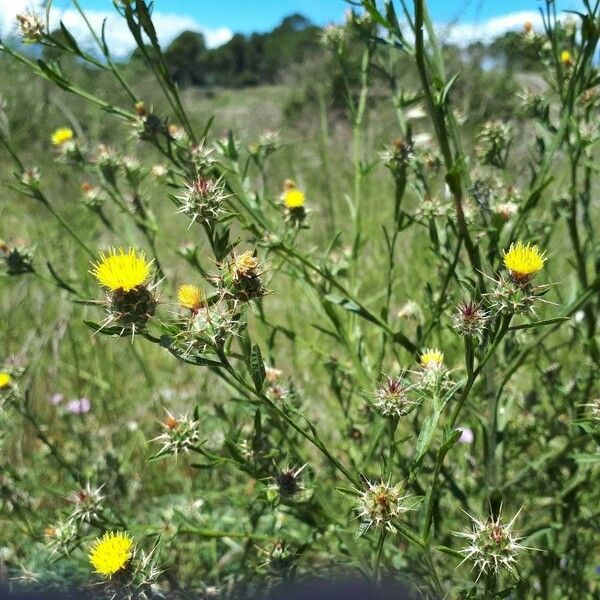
top-left (176, 176), bottom-right (228, 225)
top-left (420, 348), bottom-right (444, 371)
top-left (268, 464), bottom-right (308, 501)
top-left (91, 248), bottom-right (151, 292)
top-left (357, 480), bottom-right (413, 533)
top-left (234, 251), bottom-right (259, 280)
top-left (0, 372), bottom-right (12, 389)
top-left (17, 12), bottom-right (44, 43)
top-left (455, 509), bottom-right (527, 580)
top-left (89, 531), bottom-right (134, 578)
top-left (178, 284), bottom-right (203, 312)
top-left (151, 411), bottom-right (203, 457)
top-left (51, 127), bottom-right (74, 147)
top-left (503, 241), bottom-right (546, 283)
top-left (45, 519), bottom-right (78, 555)
top-left (453, 301), bottom-right (488, 341)
top-left (373, 375), bottom-right (417, 418)
top-left (67, 483), bottom-right (105, 524)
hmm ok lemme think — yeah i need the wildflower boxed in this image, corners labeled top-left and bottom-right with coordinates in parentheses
top-left (151, 411), bottom-right (203, 457)
top-left (80, 182), bottom-right (104, 209)
top-left (92, 248), bottom-right (151, 292)
top-left (320, 24), bottom-right (346, 49)
top-left (453, 301), bottom-right (488, 341)
top-left (91, 248), bottom-right (156, 333)
top-left (420, 348), bottom-right (444, 371)
top-left (503, 241), bottom-right (546, 283)
top-left (66, 397), bottom-right (91, 415)
top-left (51, 128), bottom-right (74, 147)
top-left (476, 120), bottom-right (512, 168)
top-left (397, 300), bottom-right (423, 322)
top-left (561, 49), bottom-right (573, 68)
top-left (381, 137), bottom-right (413, 173)
top-left (89, 531), bottom-right (134, 578)
top-left (0, 373), bottom-right (12, 389)
top-left (523, 21), bottom-right (533, 34)
top-left (265, 366), bottom-right (282, 384)
top-left (357, 480), bottom-right (414, 533)
top-left (68, 483), bottom-right (104, 523)
top-left (176, 176), bottom-right (228, 226)
top-left (455, 508), bottom-right (527, 580)
top-left (49, 392), bottom-right (63, 405)
top-left (178, 284), bottom-right (203, 312)
top-left (19, 167), bottom-right (41, 189)
top-left (218, 250), bottom-right (266, 301)
top-left (45, 519), bottom-right (78, 556)
top-left (457, 427), bottom-right (474, 444)
top-left (134, 101), bottom-right (148, 117)
top-left (372, 375), bottom-right (417, 418)
top-left (282, 185), bottom-right (305, 209)
top-left (277, 465), bottom-right (306, 496)
top-left (267, 465), bottom-right (308, 503)
top-left (0, 241), bottom-right (34, 276)
top-left (151, 164), bottom-right (168, 182)
top-left (281, 179), bottom-right (307, 226)
top-left (177, 300), bottom-right (240, 355)
top-left (16, 12), bottom-right (44, 43)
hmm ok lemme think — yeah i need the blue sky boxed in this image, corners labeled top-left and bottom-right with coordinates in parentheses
top-left (45, 0), bottom-right (579, 34)
top-left (1, 0), bottom-right (581, 57)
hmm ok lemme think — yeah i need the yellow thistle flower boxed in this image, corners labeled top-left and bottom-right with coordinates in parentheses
top-left (89, 531), bottom-right (133, 578)
top-left (503, 241), bottom-right (546, 282)
top-left (561, 50), bottom-right (573, 67)
top-left (51, 127), bottom-right (74, 146)
top-left (0, 372), bottom-right (12, 389)
top-left (420, 348), bottom-right (444, 370)
top-left (282, 187), bottom-right (305, 209)
top-left (91, 248), bottom-right (151, 292)
top-left (178, 284), bottom-right (203, 311)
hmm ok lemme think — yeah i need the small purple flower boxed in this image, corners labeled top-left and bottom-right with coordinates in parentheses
top-left (66, 397), bottom-right (91, 415)
top-left (49, 393), bottom-right (64, 405)
top-left (457, 426), bottom-right (474, 444)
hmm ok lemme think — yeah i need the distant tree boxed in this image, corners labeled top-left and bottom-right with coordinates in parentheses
top-left (487, 31), bottom-right (543, 71)
top-left (164, 30), bottom-right (207, 86)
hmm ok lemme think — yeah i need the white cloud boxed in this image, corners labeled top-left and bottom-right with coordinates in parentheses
top-left (439, 11), bottom-right (545, 46)
top-left (0, 1), bottom-right (232, 58)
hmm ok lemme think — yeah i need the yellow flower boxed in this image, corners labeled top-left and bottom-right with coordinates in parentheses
top-left (503, 241), bottom-right (545, 282)
top-left (0, 372), bottom-right (12, 389)
top-left (89, 531), bottom-right (133, 578)
top-left (91, 248), bottom-right (151, 292)
top-left (420, 348), bottom-right (444, 370)
top-left (283, 188), bottom-right (305, 209)
top-left (178, 284), bottom-right (203, 311)
top-left (561, 50), bottom-right (573, 67)
top-left (51, 127), bottom-right (74, 146)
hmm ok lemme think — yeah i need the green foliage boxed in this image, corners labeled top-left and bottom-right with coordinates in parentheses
top-left (1, 1), bottom-right (600, 599)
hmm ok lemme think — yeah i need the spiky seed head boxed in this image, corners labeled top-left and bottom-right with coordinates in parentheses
top-left (455, 509), bottom-right (527, 581)
top-left (357, 480), bottom-right (413, 533)
top-left (16, 12), bottom-right (44, 43)
top-left (373, 375), bottom-right (417, 418)
top-left (151, 411), bottom-right (203, 457)
top-left (453, 301), bottom-right (488, 341)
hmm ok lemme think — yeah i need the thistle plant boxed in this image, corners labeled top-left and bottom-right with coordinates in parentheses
top-left (1, 0), bottom-right (600, 598)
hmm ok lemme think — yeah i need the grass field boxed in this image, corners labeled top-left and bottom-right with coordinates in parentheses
top-left (1, 3), bottom-right (600, 599)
